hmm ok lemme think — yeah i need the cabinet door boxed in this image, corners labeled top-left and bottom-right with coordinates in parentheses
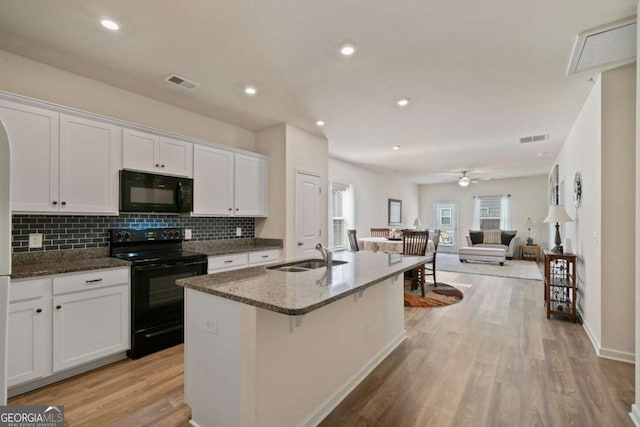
top-left (122, 129), bottom-right (159, 173)
top-left (58, 114), bottom-right (121, 214)
top-left (234, 154), bottom-right (267, 216)
top-left (158, 137), bottom-right (193, 177)
top-left (52, 285), bottom-right (129, 372)
top-left (193, 145), bottom-right (234, 216)
top-left (0, 99), bottom-right (59, 212)
top-left (7, 299), bottom-right (52, 386)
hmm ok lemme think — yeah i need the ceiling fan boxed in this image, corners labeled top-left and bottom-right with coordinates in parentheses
top-left (440, 170), bottom-right (490, 186)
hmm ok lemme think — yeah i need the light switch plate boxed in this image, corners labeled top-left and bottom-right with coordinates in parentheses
top-left (185, 229), bottom-right (192, 240)
top-left (29, 233), bottom-right (43, 248)
top-left (236, 227), bottom-right (242, 237)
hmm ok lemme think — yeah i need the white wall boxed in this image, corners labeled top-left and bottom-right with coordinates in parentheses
top-left (635, 0), bottom-right (640, 418)
top-left (601, 64), bottom-right (636, 356)
top-left (553, 76), bottom-right (603, 348)
top-left (0, 49), bottom-right (255, 151)
top-left (255, 124), bottom-right (286, 240)
top-left (554, 63), bottom-right (636, 361)
top-left (418, 175), bottom-right (549, 251)
top-left (328, 158), bottom-right (420, 239)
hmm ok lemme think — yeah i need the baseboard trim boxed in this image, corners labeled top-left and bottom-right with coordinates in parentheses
top-left (300, 329), bottom-right (407, 427)
top-left (582, 320), bottom-right (635, 364)
top-left (188, 420), bottom-right (202, 427)
top-left (630, 404), bottom-right (640, 426)
top-left (599, 347), bottom-right (635, 364)
top-left (8, 352), bottom-right (127, 398)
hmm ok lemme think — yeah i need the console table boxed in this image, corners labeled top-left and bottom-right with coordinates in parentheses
top-left (544, 250), bottom-right (577, 322)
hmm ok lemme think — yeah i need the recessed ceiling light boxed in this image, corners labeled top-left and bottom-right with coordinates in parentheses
top-left (396, 98), bottom-right (410, 107)
top-left (316, 120), bottom-right (326, 127)
top-left (100, 18), bottom-right (120, 31)
top-left (244, 86), bottom-right (257, 96)
top-left (340, 43), bottom-right (356, 56)
top-left (392, 145), bottom-right (400, 150)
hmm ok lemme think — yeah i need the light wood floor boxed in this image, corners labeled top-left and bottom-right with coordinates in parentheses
top-left (10, 270), bottom-right (635, 426)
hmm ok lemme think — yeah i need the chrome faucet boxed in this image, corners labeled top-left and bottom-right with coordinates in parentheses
top-left (315, 243), bottom-right (332, 267)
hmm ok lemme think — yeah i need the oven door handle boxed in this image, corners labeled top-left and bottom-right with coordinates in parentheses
top-left (134, 260), bottom-right (207, 271)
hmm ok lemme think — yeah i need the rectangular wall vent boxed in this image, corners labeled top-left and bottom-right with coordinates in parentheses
top-left (520, 134), bottom-right (549, 144)
top-left (567, 16), bottom-right (637, 75)
top-left (164, 74), bottom-right (200, 90)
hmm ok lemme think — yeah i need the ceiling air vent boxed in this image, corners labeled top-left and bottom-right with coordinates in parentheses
top-left (567, 16), bottom-right (637, 75)
top-left (164, 74), bottom-right (200, 90)
top-left (520, 134), bottom-right (549, 144)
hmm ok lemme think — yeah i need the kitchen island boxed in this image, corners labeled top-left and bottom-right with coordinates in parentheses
top-left (177, 251), bottom-right (429, 427)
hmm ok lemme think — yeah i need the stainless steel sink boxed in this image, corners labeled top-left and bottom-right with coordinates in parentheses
top-left (267, 259), bottom-right (348, 272)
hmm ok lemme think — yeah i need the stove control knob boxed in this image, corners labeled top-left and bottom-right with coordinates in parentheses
top-left (115, 231), bottom-right (124, 241)
top-left (122, 231), bottom-right (131, 241)
top-left (175, 231), bottom-right (182, 239)
top-left (162, 231), bottom-right (169, 239)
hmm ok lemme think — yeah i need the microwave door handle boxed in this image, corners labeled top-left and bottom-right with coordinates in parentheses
top-left (176, 181), bottom-right (184, 211)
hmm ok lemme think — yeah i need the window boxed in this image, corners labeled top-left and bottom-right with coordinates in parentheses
top-left (473, 195), bottom-right (510, 230)
top-left (329, 183), bottom-right (353, 250)
top-left (439, 208), bottom-right (452, 225)
top-left (479, 196), bottom-right (501, 230)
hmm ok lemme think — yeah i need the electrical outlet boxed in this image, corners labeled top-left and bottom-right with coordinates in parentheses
top-left (29, 233), bottom-right (43, 248)
top-left (185, 229), bottom-right (192, 240)
top-left (236, 227), bottom-right (242, 237)
top-left (205, 319), bottom-right (218, 335)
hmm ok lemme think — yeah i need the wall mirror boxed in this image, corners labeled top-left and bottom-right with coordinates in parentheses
top-left (388, 199), bottom-right (402, 226)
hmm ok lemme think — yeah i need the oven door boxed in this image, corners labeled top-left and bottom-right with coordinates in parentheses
top-left (132, 259), bottom-right (207, 328)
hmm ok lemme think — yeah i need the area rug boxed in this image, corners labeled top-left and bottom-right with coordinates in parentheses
top-left (436, 253), bottom-right (543, 281)
top-left (404, 281), bottom-right (464, 308)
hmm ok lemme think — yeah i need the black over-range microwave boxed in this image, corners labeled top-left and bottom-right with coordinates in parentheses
top-left (119, 170), bottom-right (194, 213)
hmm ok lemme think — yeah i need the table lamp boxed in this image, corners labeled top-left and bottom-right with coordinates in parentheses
top-left (526, 217), bottom-right (533, 245)
top-left (413, 218), bottom-right (423, 230)
top-left (543, 205), bottom-right (574, 253)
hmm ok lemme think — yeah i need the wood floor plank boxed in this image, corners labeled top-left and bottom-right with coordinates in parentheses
top-left (9, 270), bottom-right (634, 427)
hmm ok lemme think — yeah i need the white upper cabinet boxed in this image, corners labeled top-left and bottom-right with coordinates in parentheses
top-left (0, 99), bottom-right (59, 213)
top-left (0, 100), bottom-right (120, 214)
top-left (235, 153), bottom-right (267, 216)
top-left (193, 146), bottom-right (267, 217)
top-left (193, 145), bottom-right (234, 215)
top-left (59, 114), bottom-right (120, 214)
top-left (123, 129), bottom-right (193, 177)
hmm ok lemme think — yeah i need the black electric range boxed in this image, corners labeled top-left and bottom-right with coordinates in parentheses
top-left (110, 228), bottom-right (207, 359)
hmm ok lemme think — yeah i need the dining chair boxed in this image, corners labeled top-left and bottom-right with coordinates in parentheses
top-left (424, 229), bottom-right (441, 286)
top-left (402, 230), bottom-right (429, 297)
top-left (347, 229), bottom-right (359, 251)
top-left (370, 228), bottom-right (390, 237)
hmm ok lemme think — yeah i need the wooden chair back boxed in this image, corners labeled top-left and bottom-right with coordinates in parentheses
top-left (431, 229), bottom-right (441, 252)
top-left (403, 231), bottom-right (429, 256)
top-left (347, 229), bottom-right (359, 251)
top-left (370, 228), bottom-right (390, 238)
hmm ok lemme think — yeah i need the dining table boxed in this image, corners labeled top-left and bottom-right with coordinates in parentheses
top-left (357, 237), bottom-right (435, 254)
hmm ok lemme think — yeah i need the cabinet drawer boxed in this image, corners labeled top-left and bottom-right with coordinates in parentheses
top-left (10, 278), bottom-right (51, 303)
top-left (208, 253), bottom-right (248, 273)
top-left (53, 268), bottom-right (129, 295)
top-left (248, 249), bottom-right (281, 265)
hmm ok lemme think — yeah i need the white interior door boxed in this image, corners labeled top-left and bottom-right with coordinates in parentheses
top-left (433, 201), bottom-right (458, 253)
top-left (295, 171), bottom-right (321, 259)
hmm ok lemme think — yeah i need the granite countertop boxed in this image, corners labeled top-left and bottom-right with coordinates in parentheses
top-left (183, 238), bottom-right (282, 256)
top-left (176, 251), bottom-right (429, 315)
top-left (11, 248), bottom-right (131, 279)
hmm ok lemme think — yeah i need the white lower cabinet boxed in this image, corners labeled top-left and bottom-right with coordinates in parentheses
top-left (207, 249), bottom-right (282, 273)
top-left (8, 267), bottom-right (130, 389)
top-left (7, 279), bottom-right (52, 387)
top-left (52, 285), bottom-right (128, 372)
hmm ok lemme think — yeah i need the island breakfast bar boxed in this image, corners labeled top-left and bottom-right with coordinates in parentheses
top-left (177, 251), bottom-right (430, 427)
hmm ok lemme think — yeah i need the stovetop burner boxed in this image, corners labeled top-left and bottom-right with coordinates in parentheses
top-left (109, 228), bottom-right (206, 265)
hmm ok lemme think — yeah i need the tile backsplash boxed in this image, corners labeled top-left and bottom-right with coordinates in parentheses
top-left (12, 214), bottom-right (255, 253)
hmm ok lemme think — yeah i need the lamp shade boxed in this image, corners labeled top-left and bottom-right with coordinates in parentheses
top-left (458, 176), bottom-right (470, 187)
top-left (413, 217), bottom-right (423, 227)
top-left (543, 204), bottom-right (574, 223)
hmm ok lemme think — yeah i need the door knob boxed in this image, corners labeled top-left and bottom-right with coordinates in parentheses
top-left (298, 242), bottom-right (303, 246)
top-left (36, 308), bottom-right (42, 313)
top-left (56, 305), bottom-right (62, 310)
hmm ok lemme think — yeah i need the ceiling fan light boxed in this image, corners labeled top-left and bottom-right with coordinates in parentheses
top-left (458, 176), bottom-right (471, 187)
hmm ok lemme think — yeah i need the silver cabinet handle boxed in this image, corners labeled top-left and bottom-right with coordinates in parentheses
top-left (224, 260), bottom-right (233, 264)
top-left (85, 278), bottom-right (103, 284)
top-left (262, 255), bottom-right (269, 258)
top-left (298, 242), bottom-right (303, 246)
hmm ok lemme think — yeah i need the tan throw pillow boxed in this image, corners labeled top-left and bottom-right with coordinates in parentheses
top-left (483, 230), bottom-right (502, 244)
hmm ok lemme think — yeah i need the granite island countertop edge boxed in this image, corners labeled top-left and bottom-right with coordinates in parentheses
top-left (177, 254), bottom-right (430, 315)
